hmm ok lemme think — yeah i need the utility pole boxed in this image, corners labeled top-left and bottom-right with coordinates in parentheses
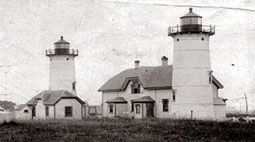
top-left (244, 93), bottom-right (248, 114)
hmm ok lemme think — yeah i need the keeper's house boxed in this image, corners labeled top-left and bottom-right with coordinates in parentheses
top-left (27, 90), bottom-right (85, 120)
top-left (98, 8), bottom-right (227, 120)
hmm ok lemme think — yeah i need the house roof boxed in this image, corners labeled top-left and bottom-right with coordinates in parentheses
top-left (0, 106), bottom-right (6, 111)
top-left (98, 65), bottom-right (173, 92)
top-left (212, 76), bottom-right (224, 89)
top-left (15, 104), bottom-right (27, 111)
top-left (106, 97), bottom-right (128, 103)
top-left (27, 90), bottom-right (85, 106)
top-left (0, 101), bottom-right (15, 111)
top-left (131, 96), bottom-right (155, 103)
top-left (99, 65), bottom-right (224, 92)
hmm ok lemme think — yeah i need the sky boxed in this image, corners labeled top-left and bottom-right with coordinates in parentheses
top-left (0, 0), bottom-right (255, 112)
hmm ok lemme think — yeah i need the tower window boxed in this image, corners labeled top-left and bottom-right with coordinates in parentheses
top-left (72, 82), bottom-right (76, 91)
top-left (109, 105), bottom-right (113, 113)
top-left (201, 38), bottom-right (204, 41)
top-left (45, 106), bottom-right (49, 116)
top-left (208, 71), bottom-right (213, 84)
top-left (65, 106), bottom-right (73, 117)
top-left (177, 38), bottom-right (179, 41)
top-left (209, 76), bottom-right (212, 83)
top-left (173, 91), bottom-right (176, 101)
top-left (162, 99), bottom-right (169, 112)
top-left (131, 81), bottom-right (140, 94)
top-left (24, 110), bottom-right (28, 113)
top-left (66, 58), bottom-right (69, 60)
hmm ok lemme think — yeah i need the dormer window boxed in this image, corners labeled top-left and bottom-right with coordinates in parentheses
top-left (131, 81), bottom-right (140, 94)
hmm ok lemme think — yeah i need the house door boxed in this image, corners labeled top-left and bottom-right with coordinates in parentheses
top-left (32, 107), bottom-right (36, 119)
top-left (146, 103), bottom-right (154, 117)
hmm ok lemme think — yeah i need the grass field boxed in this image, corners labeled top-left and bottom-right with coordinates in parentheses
top-left (0, 118), bottom-right (254, 142)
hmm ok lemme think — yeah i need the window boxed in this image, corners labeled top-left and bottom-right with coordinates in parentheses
top-left (208, 71), bottom-right (213, 84)
top-left (32, 107), bottom-right (36, 117)
top-left (72, 82), bottom-right (76, 91)
top-left (24, 110), bottom-right (28, 113)
top-left (173, 91), bottom-right (176, 101)
top-left (135, 104), bottom-right (140, 114)
top-left (209, 76), bottom-right (212, 84)
top-left (65, 106), bottom-right (73, 117)
top-left (109, 105), bottom-right (113, 113)
top-left (162, 99), bottom-right (169, 112)
top-left (45, 106), bottom-right (49, 116)
top-left (131, 81), bottom-right (140, 94)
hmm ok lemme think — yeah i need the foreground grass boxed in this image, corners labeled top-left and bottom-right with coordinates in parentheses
top-left (0, 118), bottom-right (255, 142)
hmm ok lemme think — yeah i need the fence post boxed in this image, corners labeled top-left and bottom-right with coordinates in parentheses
top-left (191, 110), bottom-right (193, 120)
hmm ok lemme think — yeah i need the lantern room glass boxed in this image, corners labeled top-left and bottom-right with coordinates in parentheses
top-left (181, 17), bottom-right (202, 25)
top-left (55, 44), bottom-right (69, 49)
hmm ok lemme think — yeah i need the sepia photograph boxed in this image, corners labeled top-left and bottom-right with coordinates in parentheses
top-left (0, 0), bottom-right (255, 141)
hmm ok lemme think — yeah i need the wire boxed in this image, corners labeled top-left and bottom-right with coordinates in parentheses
top-left (96, 0), bottom-right (255, 12)
top-left (0, 84), bottom-right (26, 100)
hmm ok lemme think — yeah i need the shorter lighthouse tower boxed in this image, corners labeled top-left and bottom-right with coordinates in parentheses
top-left (46, 36), bottom-right (78, 95)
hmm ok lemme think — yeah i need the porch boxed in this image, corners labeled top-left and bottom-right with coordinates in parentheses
top-left (131, 96), bottom-right (155, 118)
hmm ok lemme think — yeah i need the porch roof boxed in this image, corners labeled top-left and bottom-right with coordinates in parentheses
top-left (106, 97), bottom-right (128, 103)
top-left (131, 96), bottom-right (155, 103)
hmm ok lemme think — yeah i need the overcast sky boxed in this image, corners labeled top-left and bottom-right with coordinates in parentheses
top-left (0, 0), bottom-right (255, 111)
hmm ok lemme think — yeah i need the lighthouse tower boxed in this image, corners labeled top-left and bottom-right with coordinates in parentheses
top-left (168, 8), bottom-right (216, 119)
top-left (46, 36), bottom-right (78, 95)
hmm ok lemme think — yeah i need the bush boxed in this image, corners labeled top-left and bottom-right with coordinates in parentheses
top-left (0, 119), bottom-right (254, 141)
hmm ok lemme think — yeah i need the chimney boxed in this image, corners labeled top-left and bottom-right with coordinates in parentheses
top-left (134, 60), bottom-right (140, 69)
top-left (161, 56), bottom-right (168, 66)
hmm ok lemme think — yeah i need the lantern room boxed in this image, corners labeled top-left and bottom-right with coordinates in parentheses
top-left (180, 8), bottom-right (202, 32)
top-left (46, 36), bottom-right (78, 57)
top-left (168, 8), bottom-right (215, 36)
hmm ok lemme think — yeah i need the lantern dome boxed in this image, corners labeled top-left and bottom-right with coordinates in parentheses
top-left (54, 36), bottom-right (70, 44)
top-left (180, 8), bottom-right (202, 19)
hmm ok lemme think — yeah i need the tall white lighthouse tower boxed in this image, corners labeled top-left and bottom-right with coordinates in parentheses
top-left (46, 36), bottom-right (78, 95)
top-left (168, 8), bottom-right (216, 119)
